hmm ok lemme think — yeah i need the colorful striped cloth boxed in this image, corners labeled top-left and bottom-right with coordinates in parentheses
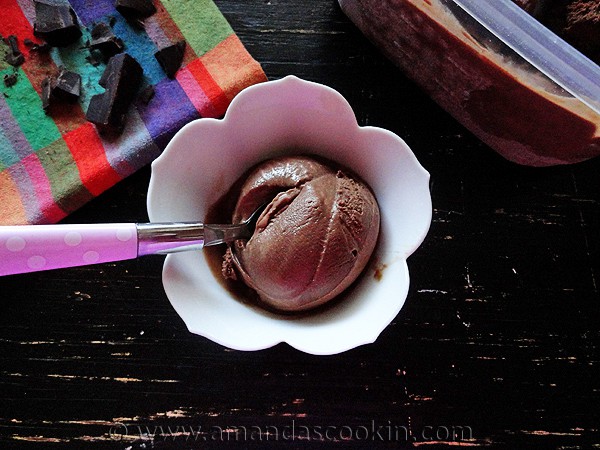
top-left (0, 0), bottom-right (267, 225)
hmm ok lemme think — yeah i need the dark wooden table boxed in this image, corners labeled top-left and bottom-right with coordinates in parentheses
top-left (1, 1), bottom-right (599, 448)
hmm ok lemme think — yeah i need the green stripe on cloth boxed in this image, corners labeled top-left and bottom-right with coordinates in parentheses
top-left (0, 68), bottom-right (61, 151)
top-left (0, 40), bottom-right (11, 71)
top-left (36, 139), bottom-right (93, 214)
top-left (159, 0), bottom-right (233, 56)
top-left (0, 128), bottom-right (19, 168)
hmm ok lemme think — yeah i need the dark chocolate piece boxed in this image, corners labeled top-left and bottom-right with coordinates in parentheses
top-left (86, 53), bottom-right (143, 132)
top-left (54, 69), bottom-right (81, 101)
top-left (41, 68), bottom-right (82, 111)
top-left (90, 22), bottom-right (124, 58)
top-left (6, 52), bottom-right (25, 66)
top-left (115, 0), bottom-right (156, 20)
top-left (27, 39), bottom-right (51, 53)
top-left (154, 40), bottom-right (185, 78)
top-left (41, 76), bottom-right (53, 110)
top-left (85, 53), bottom-right (101, 66)
top-left (138, 84), bottom-right (155, 104)
top-left (33, 0), bottom-right (82, 47)
top-left (3, 73), bottom-right (18, 88)
top-left (6, 35), bottom-right (20, 54)
top-left (4, 35), bottom-right (25, 67)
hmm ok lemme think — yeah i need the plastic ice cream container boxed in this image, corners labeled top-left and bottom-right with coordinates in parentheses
top-left (340, 0), bottom-right (600, 166)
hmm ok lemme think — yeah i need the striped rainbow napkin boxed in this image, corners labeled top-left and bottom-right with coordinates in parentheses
top-left (0, 0), bottom-right (266, 225)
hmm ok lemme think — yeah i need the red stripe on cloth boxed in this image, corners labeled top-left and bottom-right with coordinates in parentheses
top-left (175, 66), bottom-right (216, 117)
top-left (22, 153), bottom-right (66, 224)
top-left (0, 0), bottom-right (37, 51)
top-left (0, 0), bottom-right (58, 100)
top-left (184, 58), bottom-right (230, 118)
top-left (63, 123), bottom-right (123, 197)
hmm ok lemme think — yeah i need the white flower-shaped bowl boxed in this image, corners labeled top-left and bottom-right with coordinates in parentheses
top-left (147, 76), bottom-right (431, 355)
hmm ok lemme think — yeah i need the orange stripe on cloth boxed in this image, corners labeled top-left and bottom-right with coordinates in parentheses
top-left (200, 34), bottom-right (268, 101)
top-left (0, 170), bottom-right (28, 225)
top-left (63, 123), bottom-right (123, 197)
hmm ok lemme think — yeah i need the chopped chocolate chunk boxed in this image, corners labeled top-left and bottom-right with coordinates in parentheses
top-left (33, 0), bottom-right (82, 47)
top-left (138, 84), bottom-right (155, 104)
top-left (41, 68), bottom-right (82, 111)
top-left (115, 0), bottom-right (156, 20)
top-left (3, 73), bottom-right (18, 88)
top-left (6, 51), bottom-right (25, 66)
top-left (6, 35), bottom-right (20, 54)
top-left (41, 76), bottom-right (53, 110)
top-left (26, 39), bottom-right (51, 53)
top-left (54, 69), bottom-right (81, 101)
top-left (154, 40), bottom-right (186, 78)
top-left (85, 53), bottom-right (101, 66)
top-left (4, 35), bottom-right (25, 67)
top-left (86, 53), bottom-right (143, 132)
top-left (90, 22), bottom-right (124, 58)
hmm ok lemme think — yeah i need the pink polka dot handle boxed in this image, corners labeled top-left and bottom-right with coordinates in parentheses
top-left (0, 224), bottom-right (138, 276)
top-left (0, 216), bottom-right (254, 276)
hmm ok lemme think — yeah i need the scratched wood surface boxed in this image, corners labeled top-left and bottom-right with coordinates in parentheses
top-left (1, 1), bottom-right (599, 448)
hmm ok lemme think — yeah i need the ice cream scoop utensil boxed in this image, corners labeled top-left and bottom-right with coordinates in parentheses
top-left (0, 204), bottom-right (267, 276)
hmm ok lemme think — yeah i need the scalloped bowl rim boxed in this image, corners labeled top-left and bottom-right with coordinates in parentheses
top-left (147, 76), bottom-right (432, 355)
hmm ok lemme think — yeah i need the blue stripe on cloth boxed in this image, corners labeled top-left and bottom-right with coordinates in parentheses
top-left (0, 128), bottom-right (19, 168)
top-left (112, 15), bottom-right (166, 85)
top-left (68, 2), bottom-right (165, 84)
top-left (6, 161), bottom-right (42, 224)
top-left (136, 77), bottom-right (199, 150)
top-left (0, 95), bottom-right (36, 162)
top-left (68, 0), bottom-right (115, 27)
top-left (101, 107), bottom-right (161, 178)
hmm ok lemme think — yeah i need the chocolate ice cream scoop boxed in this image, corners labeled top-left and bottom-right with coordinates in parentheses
top-left (222, 156), bottom-right (380, 312)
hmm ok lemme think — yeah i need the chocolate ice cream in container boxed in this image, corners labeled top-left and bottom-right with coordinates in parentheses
top-left (147, 76), bottom-right (432, 355)
top-left (339, 0), bottom-right (600, 166)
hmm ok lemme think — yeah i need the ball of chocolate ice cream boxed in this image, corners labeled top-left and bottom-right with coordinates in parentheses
top-left (222, 156), bottom-right (380, 312)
